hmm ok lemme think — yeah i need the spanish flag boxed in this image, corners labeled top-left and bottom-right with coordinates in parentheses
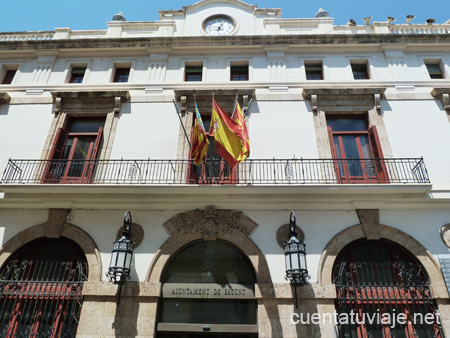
top-left (191, 102), bottom-right (209, 165)
top-left (209, 99), bottom-right (244, 169)
top-left (232, 100), bottom-right (250, 162)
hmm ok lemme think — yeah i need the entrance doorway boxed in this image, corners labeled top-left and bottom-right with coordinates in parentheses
top-left (156, 240), bottom-right (257, 337)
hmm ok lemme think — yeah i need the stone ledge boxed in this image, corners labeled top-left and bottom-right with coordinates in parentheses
top-left (82, 281), bottom-right (161, 297)
top-left (256, 283), bottom-right (337, 299)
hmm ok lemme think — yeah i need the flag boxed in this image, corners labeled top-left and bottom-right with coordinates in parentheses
top-left (232, 100), bottom-right (250, 162)
top-left (209, 99), bottom-right (244, 169)
top-left (191, 102), bottom-right (209, 165)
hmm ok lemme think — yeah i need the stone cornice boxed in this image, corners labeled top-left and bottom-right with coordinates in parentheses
top-left (1, 34), bottom-right (450, 52)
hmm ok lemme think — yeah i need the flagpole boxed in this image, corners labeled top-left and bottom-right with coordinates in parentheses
top-left (231, 94), bottom-right (238, 119)
top-left (244, 98), bottom-right (253, 118)
top-left (172, 99), bottom-right (192, 150)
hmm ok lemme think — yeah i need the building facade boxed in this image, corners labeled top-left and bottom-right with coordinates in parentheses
top-left (1, 0), bottom-right (450, 337)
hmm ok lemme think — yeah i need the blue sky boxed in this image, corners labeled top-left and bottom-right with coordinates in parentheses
top-left (0, 0), bottom-right (449, 32)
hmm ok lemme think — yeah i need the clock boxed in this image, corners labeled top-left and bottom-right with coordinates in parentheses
top-left (203, 15), bottom-right (235, 36)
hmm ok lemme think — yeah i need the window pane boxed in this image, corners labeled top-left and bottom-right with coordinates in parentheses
top-left (231, 65), bottom-right (249, 81)
top-left (69, 67), bottom-right (86, 83)
top-left (426, 64), bottom-right (443, 79)
top-left (114, 68), bottom-right (130, 82)
top-left (341, 136), bottom-right (363, 176)
top-left (163, 241), bottom-right (255, 284)
top-left (351, 64), bottom-right (369, 80)
top-left (305, 64), bottom-right (323, 80)
top-left (69, 119), bottom-right (104, 133)
top-left (327, 118), bottom-right (367, 132)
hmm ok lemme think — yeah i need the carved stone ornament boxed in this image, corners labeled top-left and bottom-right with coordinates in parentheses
top-left (311, 94), bottom-right (318, 115)
top-left (180, 96), bottom-right (187, 115)
top-left (431, 88), bottom-right (450, 114)
top-left (374, 93), bottom-right (381, 114)
top-left (54, 97), bottom-right (62, 114)
top-left (163, 207), bottom-right (258, 240)
top-left (114, 96), bottom-right (121, 113)
top-left (440, 224), bottom-right (450, 249)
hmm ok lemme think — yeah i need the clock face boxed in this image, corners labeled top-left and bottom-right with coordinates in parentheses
top-left (203, 15), bottom-right (235, 35)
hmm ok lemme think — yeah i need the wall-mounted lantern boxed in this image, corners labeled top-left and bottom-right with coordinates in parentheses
top-left (284, 211), bottom-right (308, 307)
top-left (106, 210), bottom-right (135, 304)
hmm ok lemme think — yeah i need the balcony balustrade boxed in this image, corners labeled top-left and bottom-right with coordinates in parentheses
top-left (1, 158), bottom-right (430, 185)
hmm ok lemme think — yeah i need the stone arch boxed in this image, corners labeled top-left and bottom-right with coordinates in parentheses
top-left (146, 207), bottom-right (272, 287)
top-left (0, 222), bottom-right (102, 282)
top-left (317, 210), bottom-right (447, 299)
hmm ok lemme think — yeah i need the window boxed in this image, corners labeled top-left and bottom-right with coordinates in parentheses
top-left (43, 117), bottom-right (104, 183)
top-left (326, 115), bottom-right (388, 183)
top-left (69, 67), bottom-right (86, 83)
top-left (113, 67), bottom-right (130, 82)
top-left (333, 240), bottom-right (444, 338)
top-left (230, 63), bottom-right (249, 81)
top-left (189, 114), bottom-right (236, 184)
top-left (305, 61), bottom-right (323, 80)
top-left (157, 240), bottom-right (257, 337)
top-left (185, 65), bottom-right (203, 82)
top-left (0, 238), bottom-right (87, 338)
top-left (2, 69), bottom-right (17, 84)
top-left (425, 61), bottom-right (444, 79)
top-left (351, 62), bottom-right (369, 79)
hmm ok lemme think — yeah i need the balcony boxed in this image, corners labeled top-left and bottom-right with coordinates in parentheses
top-left (1, 158), bottom-right (430, 186)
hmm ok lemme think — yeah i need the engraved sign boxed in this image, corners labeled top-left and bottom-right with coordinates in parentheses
top-left (438, 257), bottom-right (450, 297)
top-left (163, 283), bottom-right (254, 299)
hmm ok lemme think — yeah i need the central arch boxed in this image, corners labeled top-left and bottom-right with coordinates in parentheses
top-left (146, 208), bottom-right (274, 338)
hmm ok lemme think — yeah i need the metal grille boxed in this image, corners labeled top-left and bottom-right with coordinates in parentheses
top-left (1, 157), bottom-right (430, 185)
top-left (333, 240), bottom-right (444, 338)
top-left (0, 239), bottom-right (88, 338)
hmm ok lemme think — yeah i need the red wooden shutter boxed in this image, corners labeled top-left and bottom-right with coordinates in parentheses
top-left (48, 128), bottom-right (69, 160)
top-left (327, 126), bottom-right (338, 159)
top-left (89, 127), bottom-right (103, 161)
top-left (327, 126), bottom-right (342, 182)
top-left (42, 128), bottom-right (69, 183)
top-left (368, 126), bottom-right (389, 182)
top-left (85, 127), bottom-right (103, 182)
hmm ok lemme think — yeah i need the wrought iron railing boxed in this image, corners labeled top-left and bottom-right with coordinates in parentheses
top-left (1, 158), bottom-right (430, 185)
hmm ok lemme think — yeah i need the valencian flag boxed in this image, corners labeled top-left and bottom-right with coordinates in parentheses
top-left (209, 99), bottom-right (245, 169)
top-left (232, 100), bottom-right (250, 162)
top-left (191, 102), bottom-right (209, 165)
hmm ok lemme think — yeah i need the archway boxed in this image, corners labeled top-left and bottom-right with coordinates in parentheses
top-left (0, 237), bottom-right (88, 338)
top-left (157, 240), bottom-right (258, 338)
top-left (332, 239), bottom-right (444, 337)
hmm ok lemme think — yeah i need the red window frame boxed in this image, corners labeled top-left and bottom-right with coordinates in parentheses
top-left (43, 118), bottom-right (104, 184)
top-left (327, 115), bottom-right (388, 183)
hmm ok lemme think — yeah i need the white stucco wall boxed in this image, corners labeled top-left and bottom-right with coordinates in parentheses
top-left (249, 101), bottom-right (319, 159)
top-left (2, 208), bottom-right (448, 284)
top-left (109, 102), bottom-right (180, 159)
top-left (382, 100), bottom-right (450, 190)
top-left (0, 104), bottom-right (53, 173)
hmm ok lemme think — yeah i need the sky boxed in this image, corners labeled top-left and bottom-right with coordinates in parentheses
top-left (0, 0), bottom-right (449, 32)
